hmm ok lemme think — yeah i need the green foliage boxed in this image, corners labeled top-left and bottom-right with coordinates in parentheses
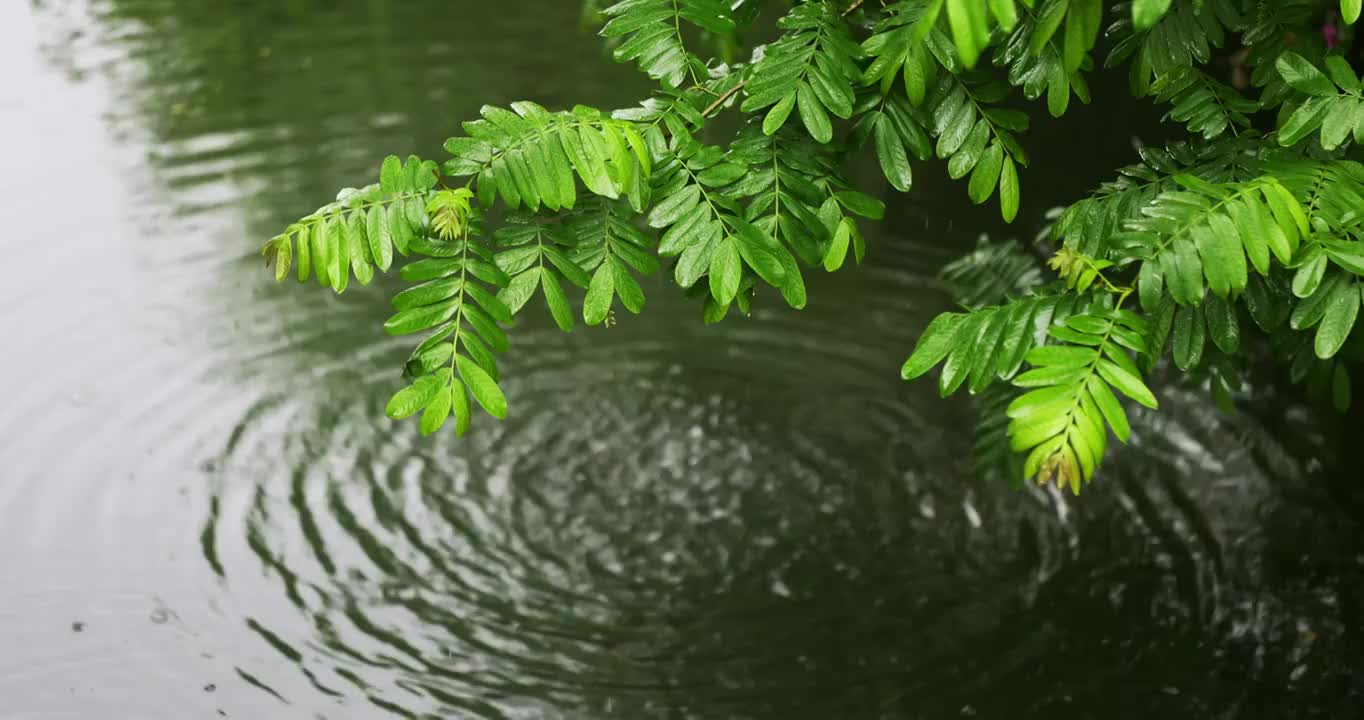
top-left (1275, 52), bottom-right (1364, 149)
top-left (263, 0), bottom-right (1364, 490)
top-left (1149, 67), bottom-right (1258, 139)
top-left (262, 155), bottom-right (439, 292)
top-left (741, 2), bottom-right (862, 143)
top-left (600, 0), bottom-right (736, 87)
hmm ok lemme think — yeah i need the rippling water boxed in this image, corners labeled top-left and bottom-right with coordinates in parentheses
top-left (3, 1), bottom-right (1364, 718)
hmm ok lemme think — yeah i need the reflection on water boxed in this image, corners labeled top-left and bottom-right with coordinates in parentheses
top-left (2, 1), bottom-right (1363, 718)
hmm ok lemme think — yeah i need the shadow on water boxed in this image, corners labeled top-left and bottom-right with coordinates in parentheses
top-left (1, 0), bottom-right (1363, 718)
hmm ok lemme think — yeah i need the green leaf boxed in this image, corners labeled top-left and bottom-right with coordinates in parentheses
top-left (1086, 374), bottom-right (1131, 443)
top-left (1324, 55), bottom-right (1360, 94)
top-left (386, 374), bottom-right (445, 420)
top-left (902, 313), bottom-right (965, 379)
top-left (1172, 303), bottom-right (1205, 371)
top-left (450, 379), bottom-right (471, 437)
top-left (988, 0), bottom-right (1017, 32)
top-left (764, 93), bottom-right (798, 135)
top-left (824, 218), bottom-right (852, 272)
top-left (1316, 279), bottom-right (1361, 359)
top-left (874, 115), bottom-right (913, 192)
top-left (1280, 98), bottom-right (1332, 146)
top-left (1204, 294), bottom-right (1241, 354)
top-left (498, 267), bottom-right (541, 315)
top-left (1343, 0), bottom-right (1362, 25)
top-left (456, 353), bottom-right (507, 420)
top-left (999, 157), bottom-right (1020, 223)
top-left (367, 206), bottom-right (393, 272)
top-left (1321, 98), bottom-right (1357, 150)
top-left (541, 268), bottom-right (575, 332)
top-left (584, 262), bottom-right (615, 326)
top-left (1276, 53), bottom-right (1337, 97)
top-left (1096, 360), bottom-right (1159, 410)
top-left (385, 300), bottom-right (459, 336)
top-left (380, 155), bottom-right (403, 193)
top-left (420, 384), bottom-right (452, 436)
top-left (465, 283), bottom-right (513, 323)
top-left (946, 0), bottom-right (984, 68)
top-left (1027, 345), bottom-right (1098, 368)
top-left (269, 238), bottom-right (291, 282)
top-left (392, 277), bottom-right (464, 311)
top-left (835, 190), bottom-right (885, 220)
top-left (696, 162), bottom-right (748, 187)
top-left (387, 203), bottom-right (413, 255)
top-left (710, 236), bottom-right (742, 305)
top-left (967, 143), bottom-right (1004, 205)
top-left (797, 82), bottom-right (833, 143)
top-left (610, 256), bottom-right (646, 313)
top-left (1133, 0), bottom-right (1173, 30)
top-left (1293, 254), bottom-right (1328, 299)
top-left (647, 185), bottom-right (700, 228)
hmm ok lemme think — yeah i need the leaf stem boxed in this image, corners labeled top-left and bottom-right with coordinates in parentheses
top-left (702, 80), bottom-right (747, 117)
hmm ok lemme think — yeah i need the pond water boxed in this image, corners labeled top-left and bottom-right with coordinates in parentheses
top-left (2, 1), bottom-right (1363, 718)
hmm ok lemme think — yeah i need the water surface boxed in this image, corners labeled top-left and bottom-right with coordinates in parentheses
top-left (2, 1), bottom-right (1363, 718)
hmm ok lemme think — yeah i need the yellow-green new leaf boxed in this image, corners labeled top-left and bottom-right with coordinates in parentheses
top-left (1132, 0), bottom-right (1172, 30)
top-left (1343, 0), bottom-right (1361, 24)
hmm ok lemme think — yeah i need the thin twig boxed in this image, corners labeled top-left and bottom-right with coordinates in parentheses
top-left (702, 80), bottom-right (748, 117)
top-left (841, 0), bottom-right (866, 17)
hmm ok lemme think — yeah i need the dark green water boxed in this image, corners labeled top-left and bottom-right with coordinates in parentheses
top-left (2, 1), bottom-right (1363, 718)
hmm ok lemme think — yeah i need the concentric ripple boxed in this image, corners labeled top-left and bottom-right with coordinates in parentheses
top-left (201, 292), bottom-right (1080, 718)
top-left (4, 1), bottom-right (1364, 718)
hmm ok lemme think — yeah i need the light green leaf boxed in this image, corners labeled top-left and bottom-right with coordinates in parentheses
top-left (999, 157), bottom-right (1020, 222)
top-left (584, 262), bottom-right (615, 326)
top-left (1095, 360), bottom-right (1159, 409)
top-left (1086, 374), bottom-right (1131, 443)
top-left (1344, 0), bottom-right (1362, 25)
top-left (498, 266), bottom-right (541, 315)
top-left (420, 384), bottom-right (452, 436)
top-left (946, 0), bottom-right (984, 68)
top-left (450, 378), bottom-right (472, 437)
top-left (1133, 0), bottom-right (1173, 30)
top-left (541, 268), bottom-right (574, 332)
top-left (902, 313), bottom-right (965, 380)
top-left (380, 155), bottom-right (403, 193)
top-left (710, 236), bottom-right (742, 305)
top-left (386, 374), bottom-right (445, 419)
top-left (610, 256), bottom-right (646, 313)
top-left (824, 218), bottom-right (852, 272)
top-left (456, 354), bottom-right (507, 420)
